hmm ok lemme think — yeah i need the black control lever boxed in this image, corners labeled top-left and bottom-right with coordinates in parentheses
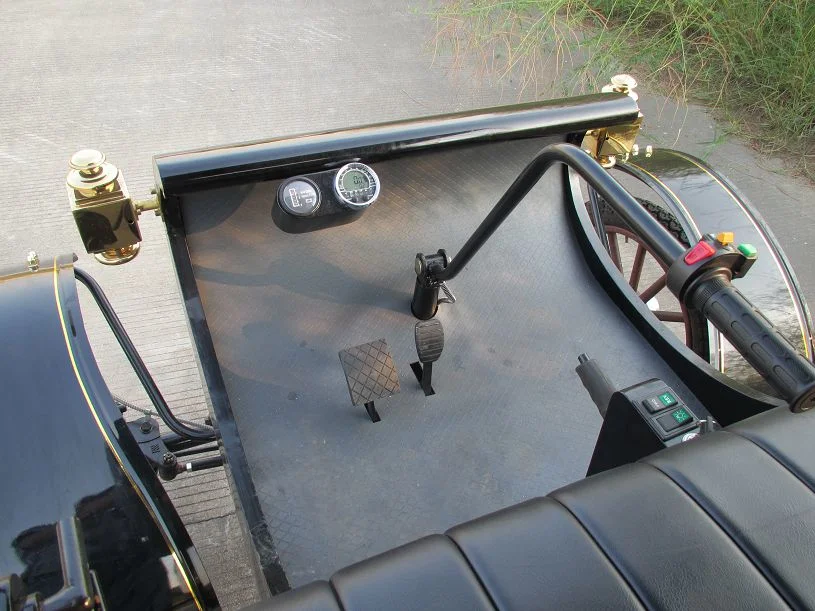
top-left (411, 319), bottom-right (444, 396)
top-left (410, 143), bottom-right (684, 320)
top-left (575, 354), bottom-right (617, 418)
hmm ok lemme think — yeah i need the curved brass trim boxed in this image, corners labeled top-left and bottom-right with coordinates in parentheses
top-left (52, 260), bottom-right (204, 611)
top-left (667, 151), bottom-right (811, 359)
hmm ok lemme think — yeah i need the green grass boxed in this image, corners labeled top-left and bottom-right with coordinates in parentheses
top-left (432, 0), bottom-right (815, 177)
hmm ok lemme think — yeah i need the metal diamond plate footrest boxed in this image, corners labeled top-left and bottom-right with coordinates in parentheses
top-left (339, 339), bottom-right (400, 422)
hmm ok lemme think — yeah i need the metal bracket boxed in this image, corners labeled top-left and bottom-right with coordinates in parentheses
top-left (582, 74), bottom-right (644, 168)
top-left (127, 417), bottom-right (181, 480)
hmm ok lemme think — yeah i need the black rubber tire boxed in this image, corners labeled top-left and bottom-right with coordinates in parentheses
top-left (587, 194), bottom-right (710, 360)
top-left (591, 195), bottom-right (690, 247)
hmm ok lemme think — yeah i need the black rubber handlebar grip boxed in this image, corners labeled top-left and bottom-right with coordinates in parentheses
top-left (690, 275), bottom-right (815, 412)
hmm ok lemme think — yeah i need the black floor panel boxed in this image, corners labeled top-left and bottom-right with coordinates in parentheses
top-left (182, 138), bottom-right (703, 585)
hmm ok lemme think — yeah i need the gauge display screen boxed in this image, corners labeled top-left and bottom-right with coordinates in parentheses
top-left (342, 170), bottom-right (371, 192)
top-left (334, 163), bottom-right (380, 208)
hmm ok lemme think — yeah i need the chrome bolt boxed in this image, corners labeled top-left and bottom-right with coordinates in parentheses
top-left (26, 251), bottom-right (39, 271)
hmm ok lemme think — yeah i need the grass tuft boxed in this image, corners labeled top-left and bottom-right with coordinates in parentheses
top-left (432, 0), bottom-right (815, 177)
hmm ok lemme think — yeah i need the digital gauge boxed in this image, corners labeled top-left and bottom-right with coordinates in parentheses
top-left (334, 163), bottom-right (380, 209)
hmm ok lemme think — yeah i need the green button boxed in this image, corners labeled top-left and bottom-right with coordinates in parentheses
top-left (658, 392), bottom-right (677, 407)
top-left (672, 408), bottom-right (692, 425)
top-left (737, 243), bottom-right (757, 258)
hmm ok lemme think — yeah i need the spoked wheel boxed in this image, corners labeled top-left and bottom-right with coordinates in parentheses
top-left (587, 193), bottom-right (710, 360)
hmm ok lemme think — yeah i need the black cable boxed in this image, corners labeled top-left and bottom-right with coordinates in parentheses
top-left (74, 267), bottom-right (216, 441)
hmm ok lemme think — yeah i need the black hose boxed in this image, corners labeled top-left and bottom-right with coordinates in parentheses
top-left (74, 267), bottom-right (216, 441)
top-left (436, 143), bottom-right (686, 282)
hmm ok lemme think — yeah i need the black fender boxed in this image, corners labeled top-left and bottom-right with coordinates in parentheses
top-left (614, 149), bottom-right (814, 395)
top-left (0, 256), bottom-right (217, 610)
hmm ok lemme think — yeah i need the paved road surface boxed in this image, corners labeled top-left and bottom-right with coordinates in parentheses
top-left (2, 1), bottom-right (813, 608)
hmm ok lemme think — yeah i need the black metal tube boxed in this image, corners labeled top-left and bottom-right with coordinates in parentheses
top-left (184, 455), bottom-right (225, 472)
top-left (587, 187), bottom-right (611, 253)
top-left (74, 268), bottom-right (215, 441)
top-left (436, 143), bottom-right (686, 282)
top-left (411, 277), bottom-right (439, 320)
top-left (174, 443), bottom-right (220, 458)
top-left (163, 432), bottom-right (216, 453)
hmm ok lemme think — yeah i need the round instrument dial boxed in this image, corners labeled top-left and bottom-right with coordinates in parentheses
top-left (278, 178), bottom-right (321, 217)
top-left (334, 163), bottom-right (380, 209)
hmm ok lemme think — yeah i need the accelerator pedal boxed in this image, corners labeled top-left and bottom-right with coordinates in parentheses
top-left (411, 319), bottom-right (444, 396)
top-left (339, 339), bottom-right (400, 422)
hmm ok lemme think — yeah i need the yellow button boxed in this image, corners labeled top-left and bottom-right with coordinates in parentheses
top-left (716, 231), bottom-right (734, 245)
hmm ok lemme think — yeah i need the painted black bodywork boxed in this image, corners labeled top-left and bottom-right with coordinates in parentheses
top-left (0, 257), bottom-right (216, 610)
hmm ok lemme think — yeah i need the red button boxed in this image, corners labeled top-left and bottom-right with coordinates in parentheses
top-left (684, 240), bottom-right (716, 265)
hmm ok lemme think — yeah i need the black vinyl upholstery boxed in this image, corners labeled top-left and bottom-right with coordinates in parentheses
top-left (250, 406), bottom-right (815, 610)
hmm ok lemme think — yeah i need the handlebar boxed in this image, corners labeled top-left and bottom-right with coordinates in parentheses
top-left (411, 142), bottom-right (815, 412)
top-left (687, 274), bottom-right (815, 412)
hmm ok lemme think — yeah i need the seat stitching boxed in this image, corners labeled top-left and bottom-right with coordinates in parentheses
top-left (728, 428), bottom-right (815, 494)
top-left (639, 459), bottom-right (796, 610)
top-left (441, 533), bottom-right (501, 611)
top-left (546, 495), bottom-right (648, 610)
top-left (327, 579), bottom-right (348, 611)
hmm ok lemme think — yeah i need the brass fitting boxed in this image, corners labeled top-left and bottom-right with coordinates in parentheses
top-left (582, 74), bottom-right (644, 168)
top-left (66, 150), bottom-right (159, 265)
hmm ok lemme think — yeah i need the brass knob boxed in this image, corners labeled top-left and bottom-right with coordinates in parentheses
top-left (66, 149), bottom-right (119, 194)
top-left (602, 74), bottom-right (638, 101)
top-left (69, 149), bottom-right (106, 174)
top-left (610, 74), bottom-right (637, 93)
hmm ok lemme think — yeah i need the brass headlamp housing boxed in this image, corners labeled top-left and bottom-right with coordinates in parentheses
top-left (66, 149), bottom-right (158, 265)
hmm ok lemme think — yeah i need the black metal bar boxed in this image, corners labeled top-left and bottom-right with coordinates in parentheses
top-left (587, 186), bottom-right (611, 253)
top-left (163, 433), bottom-right (216, 453)
top-left (421, 362), bottom-right (433, 396)
top-left (154, 94), bottom-right (639, 198)
top-left (435, 143), bottom-right (686, 282)
top-left (364, 401), bottom-right (381, 423)
top-left (74, 268), bottom-right (215, 442)
top-left (175, 443), bottom-right (220, 458)
top-left (184, 455), bottom-right (224, 472)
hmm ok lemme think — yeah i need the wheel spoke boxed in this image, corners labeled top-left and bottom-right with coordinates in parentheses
top-left (607, 233), bottom-right (623, 272)
top-left (639, 274), bottom-right (667, 303)
top-left (653, 310), bottom-right (685, 323)
top-left (629, 244), bottom-right (646, 290)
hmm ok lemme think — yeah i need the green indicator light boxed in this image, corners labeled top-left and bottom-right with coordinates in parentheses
top-left (672, 408), bottom-right (691, 424)
top-left (658, 392), bottom-right (677, 407)
top-left (737, 243), bottom-right (757, 258)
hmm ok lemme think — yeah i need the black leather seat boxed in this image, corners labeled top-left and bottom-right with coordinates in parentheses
top-left (250, 406), bottom-right (815, 610)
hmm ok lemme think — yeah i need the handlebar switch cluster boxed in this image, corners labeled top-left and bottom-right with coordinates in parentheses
top-left (666, 233), bottom-right (756, 301)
